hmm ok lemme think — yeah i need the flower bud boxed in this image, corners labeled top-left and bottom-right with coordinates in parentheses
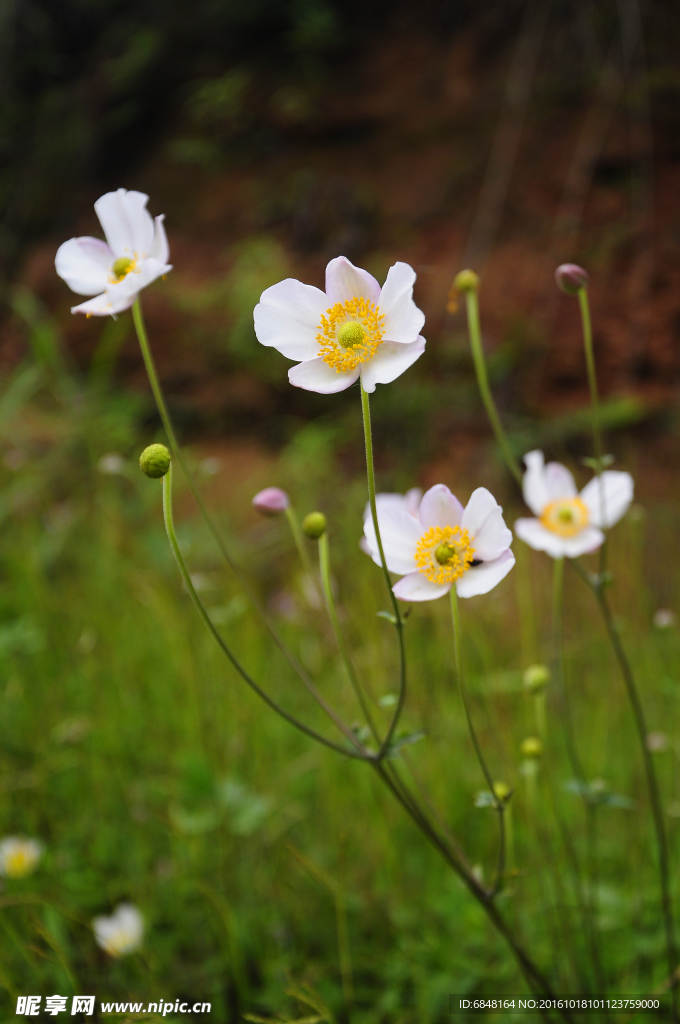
top-left (492, 781), bottom-right (512, 804)
top-left (521, 737), bottom-right (543, 759)
top-left (523, 664), bottom-right (550, 692)
top-left (252, 487), bottom-right (290, 516)
top-left (555, 263), bottom-right (589, 295)
top-left (453, 269), bottom-right (480, 293)
top-left (302, 512), bottom-right (326, 539)
top-left (139, 444), bottom-right (171, 479)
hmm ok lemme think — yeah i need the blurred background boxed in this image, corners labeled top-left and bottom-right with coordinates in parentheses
top-left (2, 0), bottom-right (680, 1020)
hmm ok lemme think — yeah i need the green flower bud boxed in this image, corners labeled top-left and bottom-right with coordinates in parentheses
top-left (302, 512), bottom-right (326, 539)
top-left (453, 269), bottom-right (480, 293)
top-left (523, 664), bottom-right (550, 692)
top-left (493, 781), bottom-right (512, 803)
top-left (521, 737), bottom-right (543, 759)
top-left (139, 444), bottom-right (171, 479)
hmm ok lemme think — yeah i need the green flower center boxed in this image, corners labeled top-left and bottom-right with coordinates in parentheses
top-left (112, 256), bottom-right (134, 280)
top-left (435, 543), bottom-right (457, 564)
top-left (337, 320), bottom-right (366, 349)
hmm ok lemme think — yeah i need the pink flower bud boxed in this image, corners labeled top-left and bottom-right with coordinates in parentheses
top-left (252, 487), bottom-right (290, 516)
top-left (555, 263), bottom-right (589, 295)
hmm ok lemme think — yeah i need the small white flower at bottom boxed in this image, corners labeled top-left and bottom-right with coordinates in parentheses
top-left (363, 483), bottom-right (515, 601)
top-left (0, 836), bottom-right (44, 878)
top-left (92, 903), bottom-right (144, 957)
top-left (514, 450), bottom-right (633, 559)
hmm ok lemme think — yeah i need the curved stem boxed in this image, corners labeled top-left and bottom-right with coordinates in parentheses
top-left (360, 384), bottom-right (407, 758)
top-left (132, 298), bottom-right (346, 732)
top-left (318, 531), bottom-right (381, 745)
top-left (284, 504), bottom-right (316, 583)
top-left (463, 289), bottom-right (523, 487)
top-left (450, 587), bottom-right (506, 896)
top-left (161, 463), bottom-right (371, 761)
top-left (577, 287), bottom-right (608, 576)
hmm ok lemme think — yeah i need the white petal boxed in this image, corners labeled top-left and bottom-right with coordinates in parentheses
top-left (418, 484), bottom-right (464, 529)
top-left (288, 358), bottom-right (359, 394)
top-left (461, 488), bottom-right (512, 561)
top-left (522, 450), bottom-right (549, 515)
top-left (545, 461), bottom-right (577, 501)
top-left (364, 507), bottom-right (422, 574)
top-left (94, 189), bottom-right (156, 258)
top-left (405, 488), bottom-right (423, 516)
top-left (514, 517), bottom-right (568, 557)
top-left (363, 492), bottom-right (419, 523)
top-left (254, 279), bottom-right (327, 361)
top-left (378, 262), bottom-right (425, 343)
top-left (325, 256), bottom-right (380, 305)
top-left (148, 214), bottom-right (170, 264)
top-left (55, 237), bottom-right (112, 295)
top-left (580, 471), bottom-right (634, 529)
top-left (359, 337), bottom-right (425, 393)
top-left (456, 550), bottom-right (515, 598)
top-left (106, 257), bottom-right (171, 301)
top-left (71, 291), bottom-right (134, 317)
top-left (559, 526), bottom-right (605, 558)
top-left (393, 572), bottom-right (450, 602)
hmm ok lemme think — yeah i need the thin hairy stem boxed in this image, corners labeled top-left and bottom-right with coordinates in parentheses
top-left (450, 587), bottom-right (506, 896)
top-left (576, 286), bottom-right (608, 576)
top-left (463, 288), bottom-right (523, 487)
top-left (161, 463), bottom-right (371, 761)
top-left (360, 384), bottom-right (407, 758)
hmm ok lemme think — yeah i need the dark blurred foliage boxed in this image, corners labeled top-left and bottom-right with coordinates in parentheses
top-left (4, 0), bottom-right (680, 285)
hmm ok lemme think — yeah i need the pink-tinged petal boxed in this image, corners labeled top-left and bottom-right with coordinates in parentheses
top-left (378, 262), bottom-right (425, 343)
top-left (545, 461), bottom-right (577, 501)
top-left (405, 488), bottom-right (422, 516)
top-left (393, 572), bottom-right (450, 603)
top-left (514, 517), bottom-right (569, 558)
top-left (364, 507), bottom-right (422, 574)
top-left (254, 278), bottom-right (327, 361)
top-left (419, 484), bottom-right (464, 529)
top-left (359, 336), bottom-right (425, 392)
top-left (55, 237), bottom-right (112, 295)
top-left (522, 451), bottom-right (550, 515)
top-left (559, 526), bottom-right (605, 558)
top-left (94, 189), bottom-right (155, 258)
top-left (461, 487), bottom-right (512, 561)
top-left (148, 214), bottom-right (170, 265)
top-left (288, 358), bottom-right (359, 394)
top-left (106, 257), bottom-right (171, 301)
top-left (71, 291), bottom-right (134, 317)
top-left (325, 256), bottom-right (380, 305)
top-left (579, 471), bottom-right (633, 529)
top-left (456, 550), bottom-right (515, 598)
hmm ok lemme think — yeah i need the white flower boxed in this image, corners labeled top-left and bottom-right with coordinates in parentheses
top-left (0, 836), bottom-right (44, 878)
top-left (360, 488), bottom-right (421, 554)
top-left (514, 450), bottom-right (634, 559)
top-left (92, 903), bottom-right (144, 957)
top-left (363, 483), bottom-right (515, 601)
top-left (253, 256), bottom-right (426, 393)
top-left (55, 189), bottom-right (172, 317)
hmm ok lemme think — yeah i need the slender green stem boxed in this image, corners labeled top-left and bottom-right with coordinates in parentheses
top-left (285, 504), bottom-right (316, 582)
top-left (132, 298), bottom-right (350, 733)
top-left (450, 587), bottom-right (506, 895)
top-left (318, 531), bottom-right (381, 744)
top-left (577, 287), bottom-right (608, 575)
top-left (464, 289), bottom-right (523, 487)
top-left (360, 384), bottom-right (407, 758)
top-left (161, 463), bottom-right (370, 761)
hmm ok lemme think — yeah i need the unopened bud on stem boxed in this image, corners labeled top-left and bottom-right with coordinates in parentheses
top-left (139, 444), bottom-right (171, 478)
top-left (302, 512), bottom-right (326, 539)
top-left (252, 487), bottom-right (290, 516)
top-left (523, 664), bottom-right (550, 692)
top-left (453, 269), bottom-right (480, 293)
top-left (555, 263), bottom-right (589, 295)
top-left (493, 781), bottom-right (512, 804)
top-left (521, 737), bottom-right (543, 759)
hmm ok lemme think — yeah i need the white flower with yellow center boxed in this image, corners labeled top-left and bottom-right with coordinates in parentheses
top-left (92, 903), bottom-right (144, 957)
top-left (253, 256), bottom-right (426, 393)
top-left (514, 450), bottom-right (633, 558)
top-left (0, 836), bottom-right (44, 878)
top-left (55, 189), bottom-right (172, 317)
top-left (363, 484), bottom-right (515, 601)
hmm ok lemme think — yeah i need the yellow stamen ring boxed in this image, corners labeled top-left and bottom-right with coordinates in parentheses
top-left (415, 525), bottom-right (475, 584)
top-left (540, 497), bottom-right (590, 538)
top-left (317, 297), bottom-right (385, 374)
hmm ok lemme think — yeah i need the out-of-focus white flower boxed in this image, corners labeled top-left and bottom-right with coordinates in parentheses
top-left (363, 483), bottom-right (514, 601)
top-left (97, 453), bottom-right (126, 475)
top-left (93, 903), bottom-right (144, 957)
top-left (653, 609), bottom-right (676, 629)
top-left (514, 450), bottom-right (633, 559)
top-left (55, 189), bottom-right (172, 317)
top-left (254, 256), bottom-right (425, 394)
top-left (0, 836), bottom-right (44, 878)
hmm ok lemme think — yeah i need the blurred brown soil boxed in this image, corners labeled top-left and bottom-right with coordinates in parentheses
top-left (7, 24), bottom-right (680, 435)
